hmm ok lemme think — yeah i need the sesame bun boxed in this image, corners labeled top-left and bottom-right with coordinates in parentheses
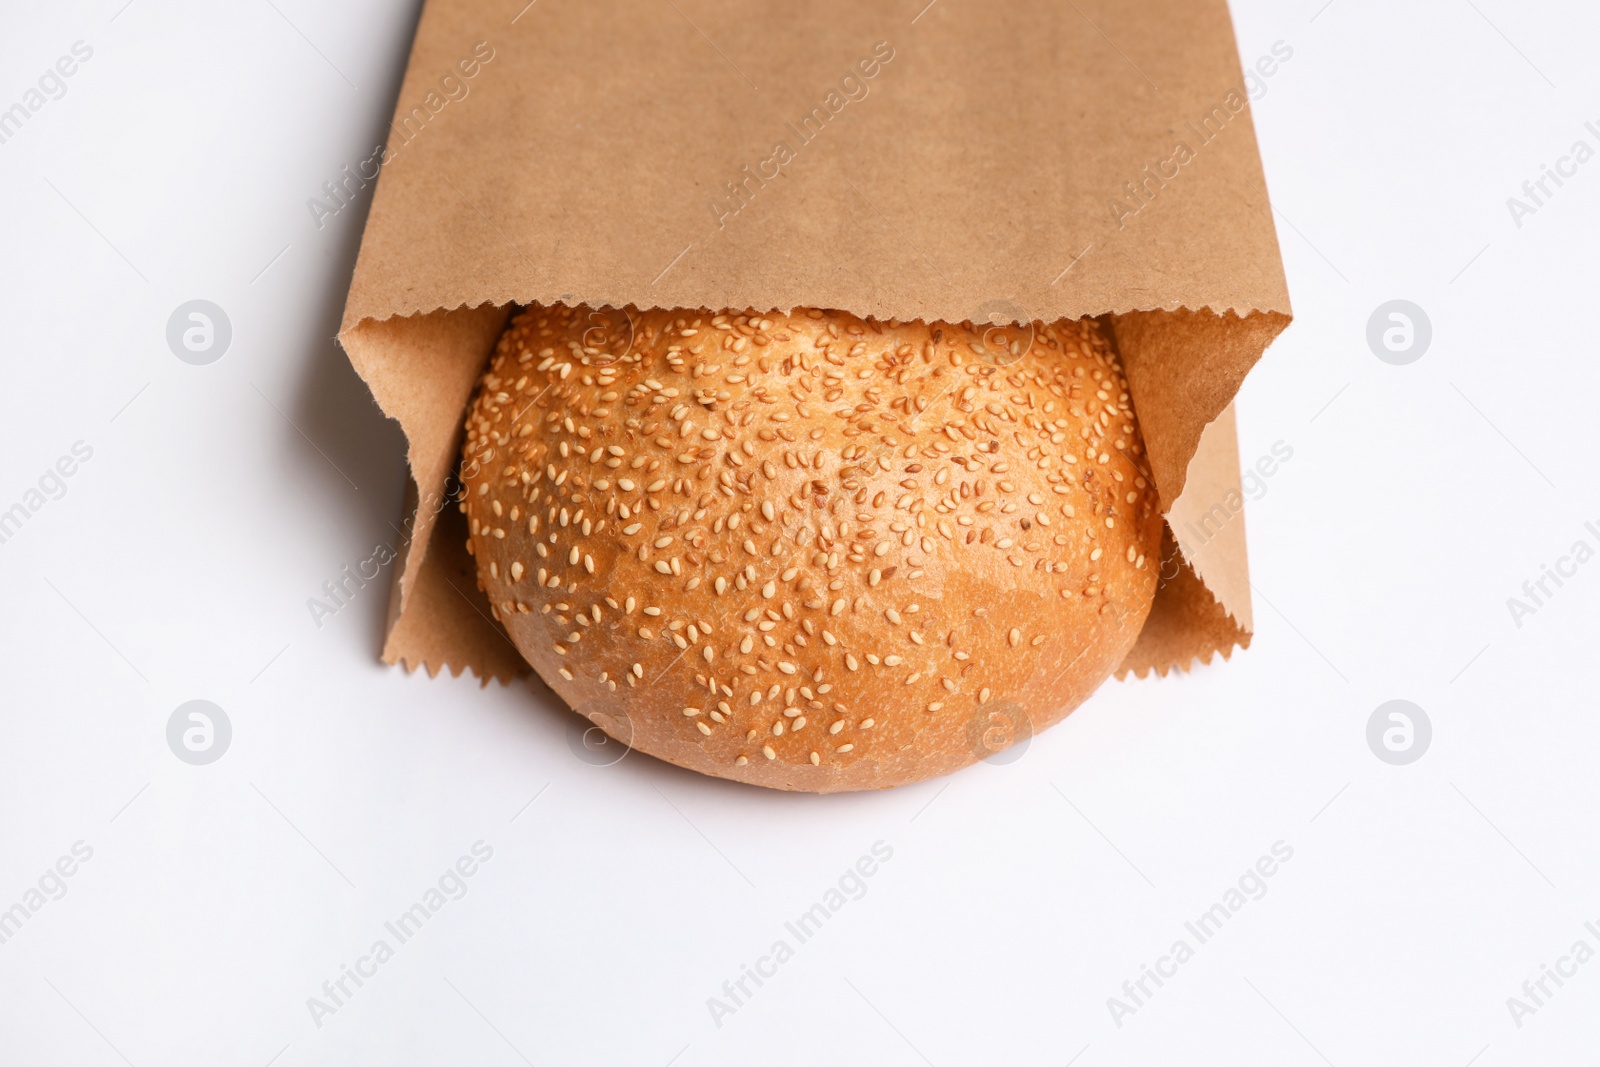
top-left (460, 306), bottom-right (1162, 791)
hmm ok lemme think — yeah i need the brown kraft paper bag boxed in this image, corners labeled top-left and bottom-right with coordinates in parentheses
top-left (337, 0), bottom-right (1292, 686)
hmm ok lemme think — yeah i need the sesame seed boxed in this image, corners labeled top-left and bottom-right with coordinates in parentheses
top-left (463, 311), bottom-right (1151, 774)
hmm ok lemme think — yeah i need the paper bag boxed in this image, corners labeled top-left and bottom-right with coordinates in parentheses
top-left (338, 0), bottom-right (1291, 684)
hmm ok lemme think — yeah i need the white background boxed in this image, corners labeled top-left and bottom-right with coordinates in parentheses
top-left (2, 1), bottom-right (1597, 1064)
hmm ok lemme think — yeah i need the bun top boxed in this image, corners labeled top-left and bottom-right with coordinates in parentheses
top-left (461, 306), bottom-right (1162, 790)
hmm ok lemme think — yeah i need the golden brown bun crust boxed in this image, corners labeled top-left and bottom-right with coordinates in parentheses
top-left (461, 306), bottom-right (1161, 791)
